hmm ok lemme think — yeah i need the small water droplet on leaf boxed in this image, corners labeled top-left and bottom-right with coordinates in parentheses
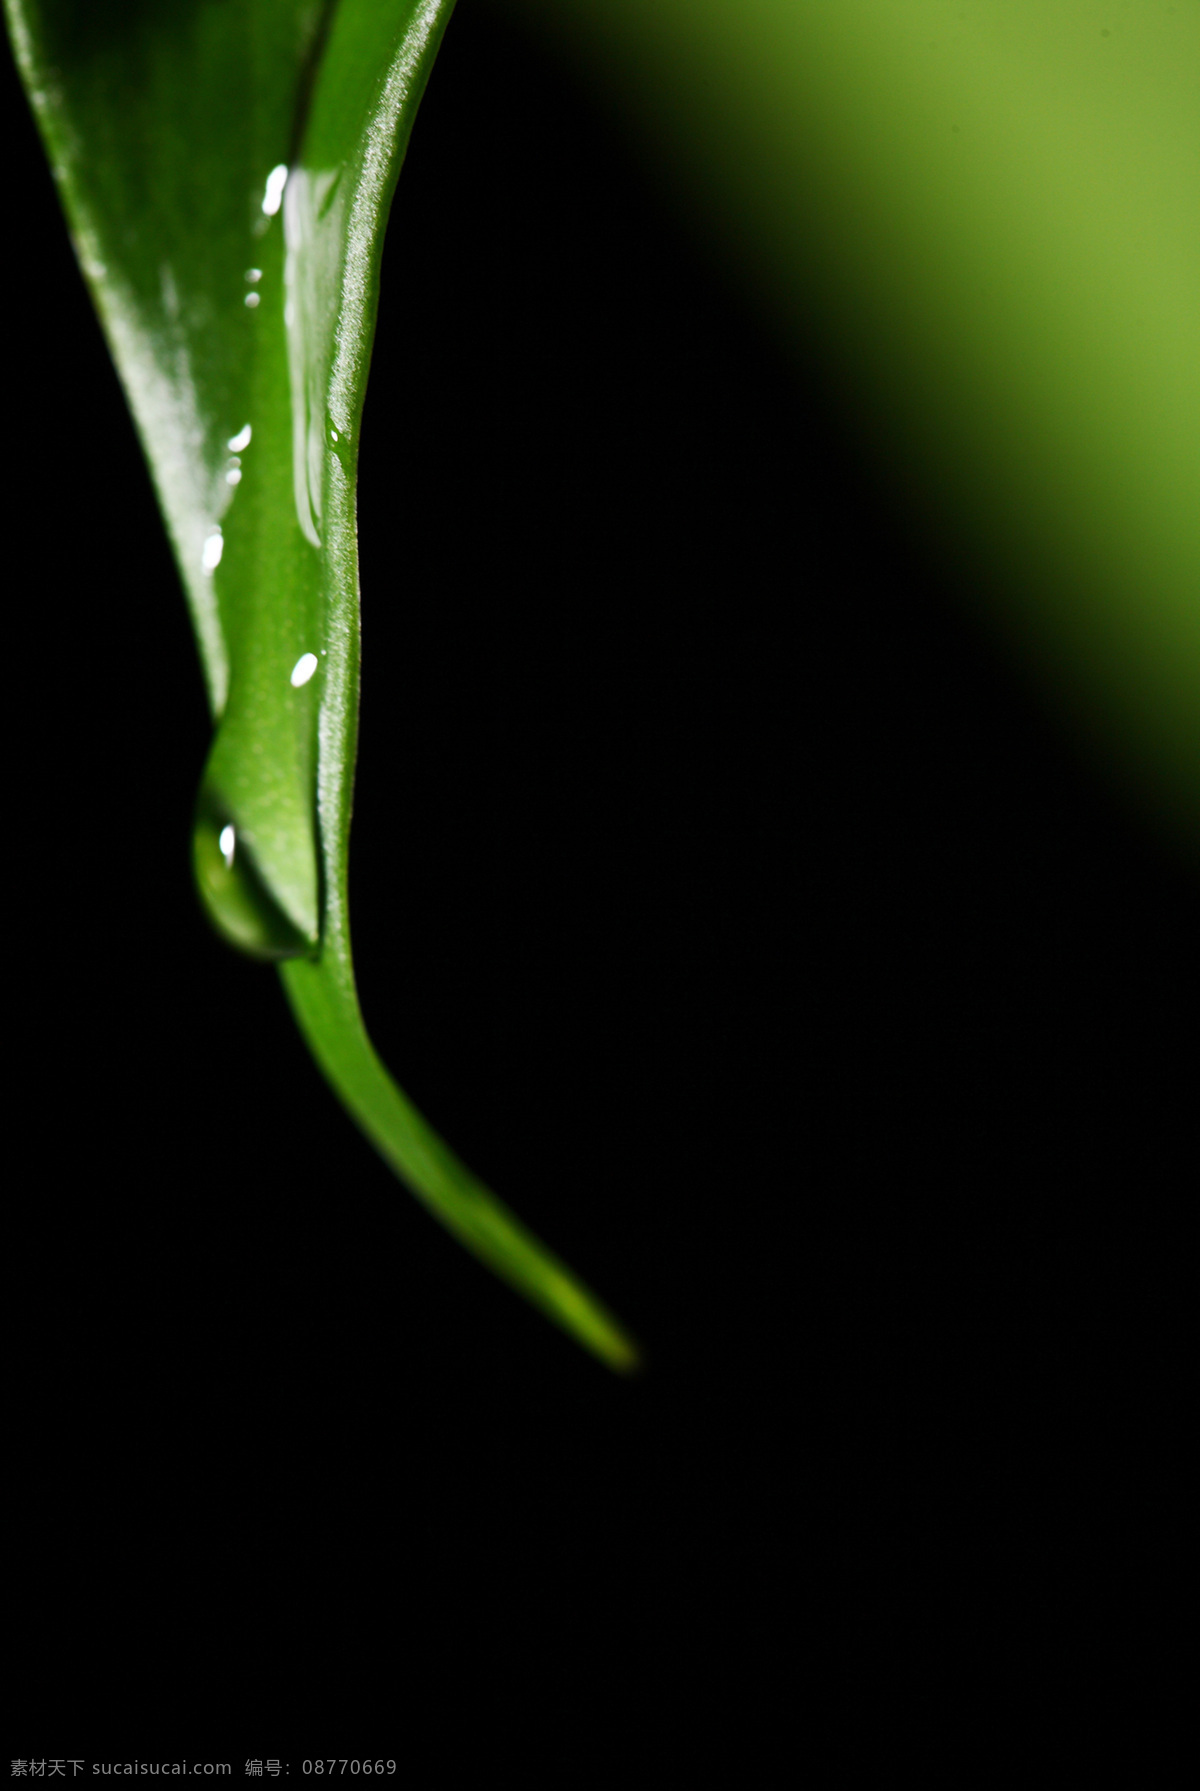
top-left (262, 164), bottom-right (288, 216)
top-left (194, 791), bottom-right (315, 960)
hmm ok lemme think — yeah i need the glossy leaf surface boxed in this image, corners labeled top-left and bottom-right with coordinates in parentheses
top-left (7, 0), bottom-right (638, 1370)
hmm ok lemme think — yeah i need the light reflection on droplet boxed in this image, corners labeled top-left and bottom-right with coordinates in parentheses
top-left (218, 824), bottom-right (236, 868)
top-left (202, 531), bottom-right (224, 572)
top-left (225, 467), bottom-right (242, 486)
top-left (244, 292), bottom-right (260, 309)
top-left (228, 425), bottom-right (252, 453)
top-left (290, 652), bottom-right (319, 688)
top-left (262, 164), bottom-right (288, 216)
top-left (245, 268), bottom-right (262, 285)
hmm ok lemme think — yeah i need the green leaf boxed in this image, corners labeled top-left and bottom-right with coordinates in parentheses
top-left (505, 0), bottom-right (1200, 845)
top-left (7, 0), bottom-right (638, 1372)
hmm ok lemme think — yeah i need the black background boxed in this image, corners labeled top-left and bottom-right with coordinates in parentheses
top-left (8, 0), bottom-right (1193, 1765)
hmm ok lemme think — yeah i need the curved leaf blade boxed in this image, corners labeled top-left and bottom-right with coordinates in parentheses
top-left (7, 0), bottom-right (640, 1370)
top-left (280, 952), bottom-right (640, 1372)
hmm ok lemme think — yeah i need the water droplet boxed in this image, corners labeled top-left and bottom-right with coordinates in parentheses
top-left (262, 164), bottom-right (289, 217)
top-left (228, 425), bottom-right (252, 453)
top-left (202, 531), bottom-right (224, 572)
top-left (244, 291), bottom-right (260, 309)
top-left (326, 415), bottom-right (351, 470)
top-left (194, 791), bottom-right (315, 961)
top-left (290, 652), bottom-right (319, 688)
top-left (225, 466), bottom-right (242, 486)
top-left (245, 268), bottom-right (262, 285)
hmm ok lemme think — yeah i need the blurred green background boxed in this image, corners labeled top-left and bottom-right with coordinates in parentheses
top-left (500, 0), bottom-right (1200, 848)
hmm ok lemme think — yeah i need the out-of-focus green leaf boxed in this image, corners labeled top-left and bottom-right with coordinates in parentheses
top-left (505, 0), bottom-right (1200, 844)
top-left (6, 0), bottom-right (638, 1371)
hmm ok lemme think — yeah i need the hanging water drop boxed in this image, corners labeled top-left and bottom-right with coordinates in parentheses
top-left (193, 789), bottom-right (316, 961)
